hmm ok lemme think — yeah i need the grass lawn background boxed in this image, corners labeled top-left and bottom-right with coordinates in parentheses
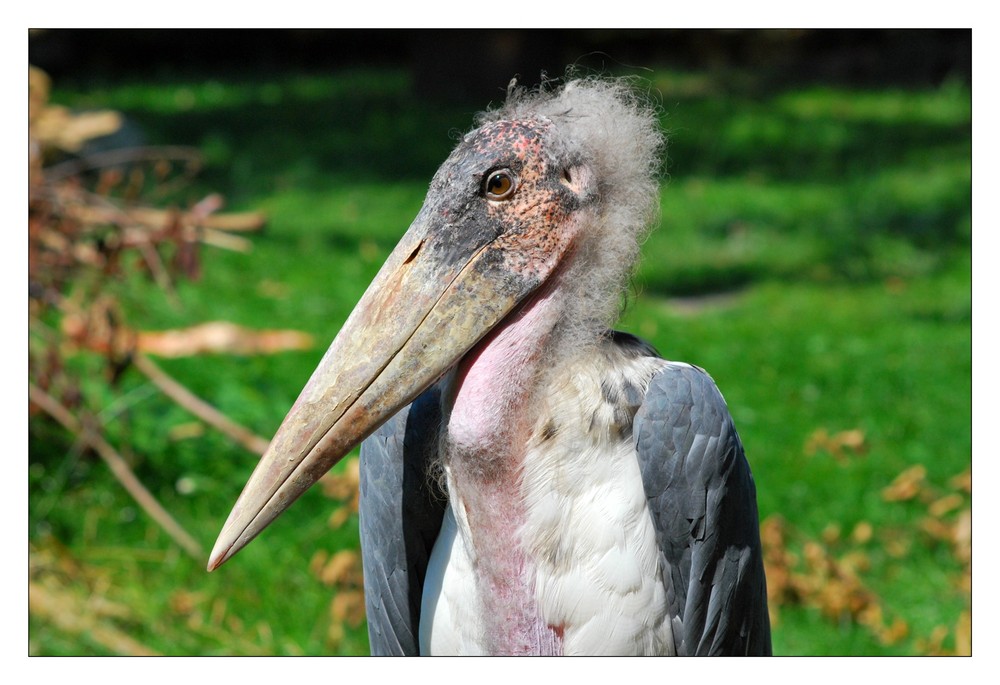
top-left (29, 64), bottom-right (971, 656)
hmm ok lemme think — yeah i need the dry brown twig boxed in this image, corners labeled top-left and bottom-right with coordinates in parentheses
top-left (29, 383), bottom-right (203, 559)
top-left (28, 65), bottom-right (307, 562)
top-left (131, 353), bottom-right (271, 456)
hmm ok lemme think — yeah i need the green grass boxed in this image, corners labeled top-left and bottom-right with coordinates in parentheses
top-left (31, 67), bottom-right (971, 655)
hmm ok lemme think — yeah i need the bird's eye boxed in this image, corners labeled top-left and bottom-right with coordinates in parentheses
top-left (484, 170), bottom-right (516, 200)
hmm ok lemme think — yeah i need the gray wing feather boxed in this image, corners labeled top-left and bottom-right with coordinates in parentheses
top-left (359, 387), bottom-right (447, 656)
top-left (634, 363), bottom-right (771, 656)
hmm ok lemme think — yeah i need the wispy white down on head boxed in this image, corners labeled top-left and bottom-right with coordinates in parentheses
top-left (476, 75), bottom-right (665, 349)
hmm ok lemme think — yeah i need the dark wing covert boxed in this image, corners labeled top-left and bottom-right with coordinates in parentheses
top-left (634, 362), bottom-right (771, 656)
top-left (359, 387), bottom-right (447, 656)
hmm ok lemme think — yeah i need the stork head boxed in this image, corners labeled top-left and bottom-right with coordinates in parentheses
top-left (208, 78), bottom-right (662, 570)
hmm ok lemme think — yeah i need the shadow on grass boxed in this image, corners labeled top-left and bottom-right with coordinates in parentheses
top-left (68, 68), bottom-right (969, 221)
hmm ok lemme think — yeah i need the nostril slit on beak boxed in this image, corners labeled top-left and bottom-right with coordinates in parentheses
top-left (404, 240), bottom-right (424, 265)
top-left (563, 168), bottom-right (572, 184)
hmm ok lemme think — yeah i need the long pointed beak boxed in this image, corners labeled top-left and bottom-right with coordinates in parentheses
top-left (207, 204), bottom-right (569, 571)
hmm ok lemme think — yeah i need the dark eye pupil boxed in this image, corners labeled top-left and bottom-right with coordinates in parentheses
top-left (489, 174), bottom-right (508, 192)
top-left (486, 171), bottom-right (513, 198)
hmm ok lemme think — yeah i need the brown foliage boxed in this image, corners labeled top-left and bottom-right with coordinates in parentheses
top-left (804, 427), bottom-right (867, 462)
top-left (320, 457), bottom-right (361, 529)
top-left (312, 457), bottom-right (366, 648)
top-left (763, 462), bottom-right (971, 655)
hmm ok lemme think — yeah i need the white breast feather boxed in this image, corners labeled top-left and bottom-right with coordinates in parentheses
top-left (419, 502), bottom-right (488, 655)
top-left (521, 351), bottom-right (674, 655)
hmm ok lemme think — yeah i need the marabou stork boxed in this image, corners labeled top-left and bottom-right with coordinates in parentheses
top-left (208, 78), bottom-right (771, 656)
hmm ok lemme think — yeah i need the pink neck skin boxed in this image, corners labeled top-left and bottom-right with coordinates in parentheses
top-left (444, 279), bottom-right (566, 655)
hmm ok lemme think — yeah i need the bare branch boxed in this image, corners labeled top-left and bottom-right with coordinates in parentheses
top-left (132, 353), bottom-right (270, 456)
top-left (44, 145), bottom-right (203, 182)
top-left (28, 383), bottom-right (204, 560)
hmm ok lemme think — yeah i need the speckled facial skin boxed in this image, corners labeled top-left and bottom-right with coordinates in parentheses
top-left (423, 117), bottom-right (596, 295)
